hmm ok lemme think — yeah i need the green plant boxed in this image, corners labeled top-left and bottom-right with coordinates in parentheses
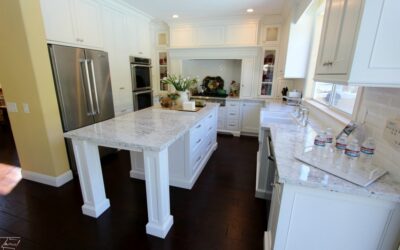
top-left (162, 75), bottom-right (197, 91)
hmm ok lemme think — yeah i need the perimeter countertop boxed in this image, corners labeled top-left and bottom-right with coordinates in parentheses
top-left (261, 102), bottom-right (400, 203)
top-left (64, 104), bottom-right (219, 152)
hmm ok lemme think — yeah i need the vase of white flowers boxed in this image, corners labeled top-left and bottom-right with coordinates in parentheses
top-left (162, 75), bottom-right (198, 107)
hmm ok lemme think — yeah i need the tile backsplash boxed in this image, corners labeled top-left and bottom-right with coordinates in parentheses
top-left (357, 87), bottom-right (400, 181)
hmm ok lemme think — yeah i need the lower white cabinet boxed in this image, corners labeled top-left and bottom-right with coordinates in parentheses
top-left (267, 182), bottom-right (400, 250)
top-left (130, 109), bottom-right (218, 189)
top-left (216, 99), bottom-right (264, 136)
top-left (241, 101), bottom-right (263, 134)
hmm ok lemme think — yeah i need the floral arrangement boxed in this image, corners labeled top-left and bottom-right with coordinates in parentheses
top-left (162, 75), bottom-right (198, 91)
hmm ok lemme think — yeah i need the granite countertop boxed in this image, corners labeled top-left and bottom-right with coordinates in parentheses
top-left (64, 104), bottom-right (219, 152)
top-left (261, 103), bottom-right (400, 203)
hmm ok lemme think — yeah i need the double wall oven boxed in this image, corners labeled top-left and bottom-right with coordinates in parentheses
top-left (130, 56), bottom-right (153, 111)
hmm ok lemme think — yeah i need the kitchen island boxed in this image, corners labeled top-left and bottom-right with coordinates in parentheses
top-left (258, 103), bottom-right (400, 250)
top-left (64, 104), bottom-right (219, 238)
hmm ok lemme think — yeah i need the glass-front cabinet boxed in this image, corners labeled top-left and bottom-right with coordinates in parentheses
top-left (158, 51), bottom-right (168, 91)
top-left (260, 48), bottom-right (278, 97)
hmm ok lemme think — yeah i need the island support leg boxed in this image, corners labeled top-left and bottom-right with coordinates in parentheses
top-left (72, 139), bottom-right (110, 218)
top-left (143, 149), bottom-right (173, 238)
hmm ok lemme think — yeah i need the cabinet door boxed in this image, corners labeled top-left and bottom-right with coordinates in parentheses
top-left (241, 102), bottom-right (262, 133)
top-left (260, 49), bottom-right (278, 97)
top-left (135, 16), bottom-right (151, 57)
top-left (268, 182), bottom-right (282, 249)
top-left (102, 7), bottom-right (132, 115)
top-left (170, 27), bottom-right (196, 48)
top-left (315, 0), bottom-right (362, 75)
top-left (225, 23), bottom-right (258, 46)
top-left (40, 0), bottom-right (76, 44)
top-left (350, 0), bottom-right (400, 86)
top-left (74, 0), bottom-right (103, 48)
top-left (240, 58), bottom-right (255, 98)
top-left (261, 25), bottom-right (280, 45)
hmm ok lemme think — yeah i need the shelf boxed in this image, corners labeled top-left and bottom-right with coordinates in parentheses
top-left (159, 65), bottom-right (167, 67)
top-left (262, 82), bottom-right (273, 84)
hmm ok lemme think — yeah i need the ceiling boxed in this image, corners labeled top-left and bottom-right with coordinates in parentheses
top-left (121, 0), bottom-right (287, 21)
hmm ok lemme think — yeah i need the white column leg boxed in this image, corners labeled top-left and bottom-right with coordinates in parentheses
top-left (72, 139), bottom-right (110, 218)
top-left (143, 148), bottom-right (173, 238)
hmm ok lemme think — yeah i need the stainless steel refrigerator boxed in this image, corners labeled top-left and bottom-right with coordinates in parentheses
top-left (48, 44), bottom-right (115, 172)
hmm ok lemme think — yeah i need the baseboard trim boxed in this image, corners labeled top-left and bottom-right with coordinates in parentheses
top-left (21, 169), bottom-right (73, 187)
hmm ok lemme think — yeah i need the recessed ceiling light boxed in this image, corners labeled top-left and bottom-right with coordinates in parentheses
top-left (246, 8), bottom-right (254, 13)
top-left (172, 14), bottom-right (179, 19)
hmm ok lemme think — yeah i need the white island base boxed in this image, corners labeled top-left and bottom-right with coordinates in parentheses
top-left (72, 140), bottom-right (174, 238)
top-left (65, 104), bottom-right (219, 239)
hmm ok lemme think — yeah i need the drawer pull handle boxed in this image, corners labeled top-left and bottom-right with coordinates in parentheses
top-left (208, 115), bottom-right (213, 118)
top-left (196, 124), bottom-right (202, 129)
top-left (229, 113), bottom-right (236, 115)
top-left (196, 155), bottom-right (202, 163)
top-left (229, 124), bottom-right (236, 126)
top-left (208, 126), bottom-right (212, 131)
top-left (196, 139), bottom-right (202, 144)
top-left (208, 141), bottom-right (212, 146)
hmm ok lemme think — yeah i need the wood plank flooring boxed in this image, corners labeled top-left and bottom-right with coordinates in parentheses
top-left (0, 133), bottom-right (268, 250)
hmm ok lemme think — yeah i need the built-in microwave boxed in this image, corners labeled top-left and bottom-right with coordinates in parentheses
top-left (133, 90), bottom-right (153, 111)
top-left (130, 56), bottom-right (152, 91)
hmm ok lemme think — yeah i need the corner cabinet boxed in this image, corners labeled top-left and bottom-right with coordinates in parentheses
top-left (315, 0), bottom-right (400, 87)
top-left (259, 48), bottom-right (279, 97)
top-left (40, 0), bottom-right (103, 48)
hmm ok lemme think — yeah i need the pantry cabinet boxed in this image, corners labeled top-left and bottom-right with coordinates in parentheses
top-left (40, 0), bottom-right (103, 48)
top-left (315, 0), bottom-right (400, 87)
top-left (102, 6), bottom-right (132, 116)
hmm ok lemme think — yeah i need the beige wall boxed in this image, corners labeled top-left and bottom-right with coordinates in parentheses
top-left (0, 0), bottom-right (70, 176)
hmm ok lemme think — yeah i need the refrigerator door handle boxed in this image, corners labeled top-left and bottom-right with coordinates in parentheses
top-left (88, 59), bottom-right (101, 115)
top-left (81, 59), bottom-right (95, 116)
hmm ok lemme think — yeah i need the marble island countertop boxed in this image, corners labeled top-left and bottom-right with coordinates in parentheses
top-left (64, 103), bottom-right (219, 152)
top-left (261, 103), bottom-right (400, 203)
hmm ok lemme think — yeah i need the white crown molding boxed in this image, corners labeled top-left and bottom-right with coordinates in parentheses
top-left (22, 170), bottom-right (73, 187)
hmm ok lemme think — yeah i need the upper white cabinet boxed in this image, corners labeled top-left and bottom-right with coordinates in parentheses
top-left (315, 0), bottom-right (400, 87)
top-left (225, 23), bottom-right (258, 46)
top-left (134, 15), bottom-right (151, 57)
top-left (170, 20), bottom-right (259, 48)
top-left (260, 25), bottom-right (280, 45)
top-left (40, 0), bottom-right (103, 48)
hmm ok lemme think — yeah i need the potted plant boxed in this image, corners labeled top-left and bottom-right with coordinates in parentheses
top-left (162, 75), bottom-right (198, 107)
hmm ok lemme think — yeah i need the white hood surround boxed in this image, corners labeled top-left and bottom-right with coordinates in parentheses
top-left (168, 47), bottom-right (262, 98)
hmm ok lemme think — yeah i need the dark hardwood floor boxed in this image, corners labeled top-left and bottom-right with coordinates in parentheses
top-left (0, 133), bottom-right (268, 250)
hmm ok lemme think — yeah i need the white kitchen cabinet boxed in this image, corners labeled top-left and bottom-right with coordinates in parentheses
top-left (130, 108), bottom-right (218, 189)
top-left (225, 23), bottom-right (258, 46)
top-left (259, 48), bottom-right (279, 97)
top-left (169, 21), bottom-right (259, 48)
top-left (240, 58), bottom-right (256, 98)
top-left (126, 14), bottom-right (151, 57)
top-left (135, 16), bottom-right (151, 57)
top-left (40, 0), bottom-right (103, 48)
top-left (102, 6), bottom-right (132, 116)
top-left (315, 0), bottom-right (400, 87)
top-left (267, 182), bottom-right (400, 250)
top-left (241, 101), bottom-right (263, 134)
top-left (260, 25), bottom-right (280, 45)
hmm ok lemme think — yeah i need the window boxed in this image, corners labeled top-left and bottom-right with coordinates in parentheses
top-left (313, 82), bottom-right (358, 115)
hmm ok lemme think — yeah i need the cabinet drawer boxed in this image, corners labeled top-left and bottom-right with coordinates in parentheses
top-left (226, 101), bottom-right (240, 112)
top-left (227, 110), bottom-right (240, 119)
top-left (191, 147), bottom-right (204, 172)
top-left (226, 119), bottom-right (240, 131)
top-left (189, 119), bottom-right (207, 153)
